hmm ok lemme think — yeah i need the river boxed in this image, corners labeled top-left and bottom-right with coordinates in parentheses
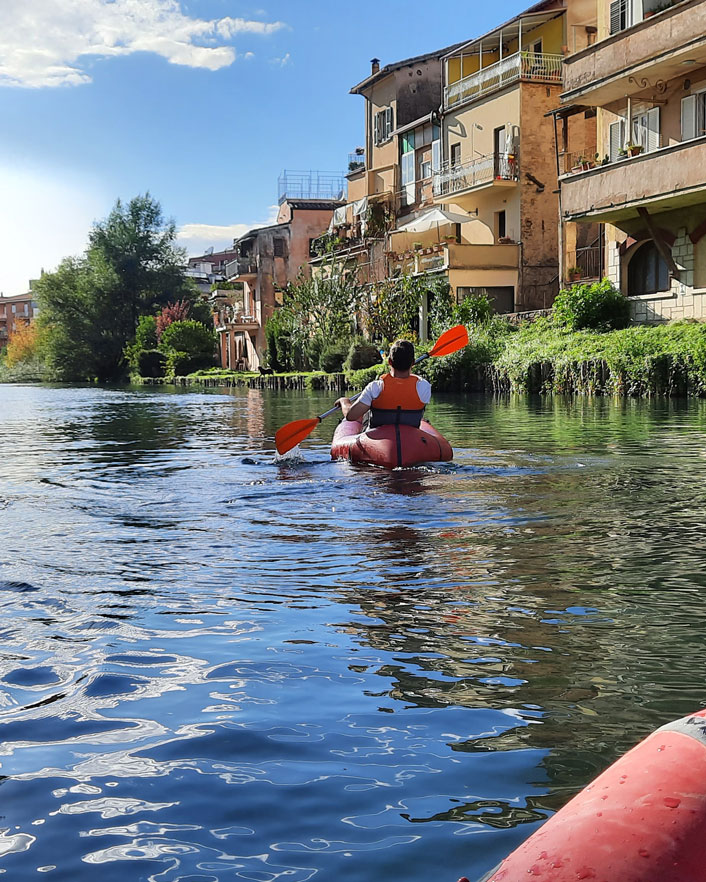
top-left (1, 383), bottom-right (706, 881)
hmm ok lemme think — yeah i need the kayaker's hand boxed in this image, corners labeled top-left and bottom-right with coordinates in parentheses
top-left (334, 397), bottom-right (347, 411)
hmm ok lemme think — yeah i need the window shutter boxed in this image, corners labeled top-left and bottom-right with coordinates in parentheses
top-left (646, 107), bottom-right (660, 152)
top-left (432, 139), bottom-right (441, 174)
top-left (385, 107), bottom-right (393, 140)
top-left (609, 120), bottom-right (624, 161)
top-left (373, 112), bottom-right (379, 146)
top-left (682, 95), bottom-right (697, 142)
top-left (610, 0), bottom-right (622, 33)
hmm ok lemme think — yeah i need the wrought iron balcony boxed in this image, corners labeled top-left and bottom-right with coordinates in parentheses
top-left (445, 51), bottom-right (563, 107)
top-left (224, 258), bottom-right (257, 279)
top-left (433, 152), bottom-right (519, 198)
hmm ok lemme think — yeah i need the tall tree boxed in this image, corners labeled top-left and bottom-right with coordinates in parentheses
top-left (38, 194), bottom-right (195, 382)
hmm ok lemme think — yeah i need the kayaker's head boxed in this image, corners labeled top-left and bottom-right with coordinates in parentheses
top-left (388, 340), bottom-right (415, 375)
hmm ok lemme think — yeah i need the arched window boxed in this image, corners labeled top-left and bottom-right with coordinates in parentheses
top-left (628, 241), bottom-right (670, 296)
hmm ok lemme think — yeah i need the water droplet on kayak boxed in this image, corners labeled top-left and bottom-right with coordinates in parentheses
top-left (638, 848), bottom-right (650, 858)
top-left (664, 797), bottom-right (681, 808)
top-left (576, 868), bottom-right (596, 879)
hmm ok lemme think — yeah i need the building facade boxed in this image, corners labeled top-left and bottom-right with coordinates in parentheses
top-left (215, 189), bottom-right (342, 370)
top-left (558, 0), bottom-right (706, 321)
top-left (0, 289), bottom-right (40, 346)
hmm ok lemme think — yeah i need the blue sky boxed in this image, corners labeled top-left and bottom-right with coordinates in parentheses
top-left (0, 0), bottom-right (530, 296)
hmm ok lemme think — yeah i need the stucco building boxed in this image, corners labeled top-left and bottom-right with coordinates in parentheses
top-left (215, 182), bottom-right (343, 370)
top-left (557, 0), bottom-right (706, 321)
top-left (0, 288), bottom-right (40, 346)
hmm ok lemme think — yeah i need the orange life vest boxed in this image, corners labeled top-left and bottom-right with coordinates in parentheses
top-left (370, 373), bottom-right (426, 428)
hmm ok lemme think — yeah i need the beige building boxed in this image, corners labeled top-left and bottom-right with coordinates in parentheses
top-left (557, 0), bottom-right (706, 322)
top-left (431, 0), bottom-right (592, 312)
top-left (216, 184), bottom-right (342, 370)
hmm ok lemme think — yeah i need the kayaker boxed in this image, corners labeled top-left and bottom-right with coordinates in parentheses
top-left (335, 339), bottom-right (432, 428)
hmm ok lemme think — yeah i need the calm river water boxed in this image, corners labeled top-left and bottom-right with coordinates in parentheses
top-left (1, 384), bottom-right (706, 881)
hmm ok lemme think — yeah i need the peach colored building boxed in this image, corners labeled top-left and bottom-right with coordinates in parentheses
top-left (215, 189), bottom-right (342, 370)
top-left (557, 0), bottom-right (706, 321)
top-left (0, 289), bottom-right (39, 346)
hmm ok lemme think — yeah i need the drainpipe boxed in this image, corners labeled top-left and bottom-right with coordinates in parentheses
top-left (553, 110), bottom-right (565, 288)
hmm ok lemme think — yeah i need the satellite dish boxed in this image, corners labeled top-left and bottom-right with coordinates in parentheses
top-left (205, 246), bottom-right (214, 255)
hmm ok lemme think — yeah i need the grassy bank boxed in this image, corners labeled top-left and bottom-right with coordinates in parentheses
top-left (420, 319), bottom-right (706, 397)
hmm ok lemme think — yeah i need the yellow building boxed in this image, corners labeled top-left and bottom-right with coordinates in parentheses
top-left (430, 0), bottom-right (576, 311)
top-left (558, 0), bottom-right (706, 322)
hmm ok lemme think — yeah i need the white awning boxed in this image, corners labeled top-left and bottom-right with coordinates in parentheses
top-left (394, 207), bottom-right (474, 233)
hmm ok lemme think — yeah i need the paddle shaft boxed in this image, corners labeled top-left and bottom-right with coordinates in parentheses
top-left (317, 352), bottom-right (431, 421)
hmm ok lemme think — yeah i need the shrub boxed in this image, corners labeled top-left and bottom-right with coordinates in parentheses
top-left (319, 340), bottom-right (350, 373)
top-left (455, 292), bottom-right (493, 325)
top-left (346, 364), bottom-right (385, 389)
top-left (165, 349), bottom-right (205, 378)
top-left (138, 348), bottom-right (166, 378)
top-left (552, 279), bottom-right (630, 331)
top-left (156, 301), bottom-right (191, 340)
top-left (344, 338), bottom-right (381, 372)
top-left (159, 320), bottom-right (216, 361)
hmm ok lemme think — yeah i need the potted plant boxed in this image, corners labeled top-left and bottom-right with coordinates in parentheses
top-left (567, 266), bottom-right (582, 283)
top-left (498, 236), bottom-right (513, 244)
top-left (413, 242), bottom-right (423, 251)
top-left (628, 143), bottom-right (644, 157)
top-left (617, 147), bottom-right (628, 161)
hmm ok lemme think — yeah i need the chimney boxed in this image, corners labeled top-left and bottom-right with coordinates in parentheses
top-left (371, 58), bottom-right (380, 74)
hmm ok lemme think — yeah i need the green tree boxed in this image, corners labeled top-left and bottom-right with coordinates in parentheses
top-left (38, 194), bottom-right (195, 382)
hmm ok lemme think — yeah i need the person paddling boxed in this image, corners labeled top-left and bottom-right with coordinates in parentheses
top-left (335, 339), bottom-right (432, 428)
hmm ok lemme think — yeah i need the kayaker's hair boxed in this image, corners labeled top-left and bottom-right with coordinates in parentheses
top-left (389, 339), bottom-right (415, 371)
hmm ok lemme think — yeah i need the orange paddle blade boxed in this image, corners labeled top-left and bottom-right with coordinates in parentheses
top-left (428, 324), bottom-right (469, 358)
top-left (275, 418), bottom-right (320, 455)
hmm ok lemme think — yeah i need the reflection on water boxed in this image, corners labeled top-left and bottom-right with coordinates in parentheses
top-left (1, 384), bottom-right (706, 880)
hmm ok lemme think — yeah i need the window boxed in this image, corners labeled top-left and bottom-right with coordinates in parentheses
top-left (632, 107), bottom-right (660, 152)
top-left (373, 107), bottom-right (394, 145)
top-left (610, 0), bottom-right (631, 34)
top-left (681, 91), bottom-right (706, 141)
top-left (450, 143), bottom-right (461, 166)
top-left (628, 242), bottom-right (670, 296)
top-left (419, 160), bottom-right (432, 180)
top-left (11, 305), bottom-right (16, 314)
top-left (273, 238), bottom-right (285, 258)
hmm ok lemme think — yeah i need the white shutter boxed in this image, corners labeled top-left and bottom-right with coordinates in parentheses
top-left (385, 107), bottom-right (393, 140)
top-left (682, 95), bottom-right (697, 142)
top-left (401, 151), bottom-right (415, 204)
top-left (646, 107), bottom-right (660, 152)
top-left (609, 120), bottom-right (625, 161)
top-left (373, 112), bottom-right (379, 146)
top-left (431, 139), bottom-right (441, 174)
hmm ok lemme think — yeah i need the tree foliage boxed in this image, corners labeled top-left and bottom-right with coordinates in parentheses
top-left (37, 194), bottom-right (195, 382)
top-left (552, 279), bottom-right (630, 331)
top-left (5, 322), bottom-right (43, 367)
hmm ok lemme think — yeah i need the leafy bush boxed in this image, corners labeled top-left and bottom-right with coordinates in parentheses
top-left (553, 279), bottom-right (630, 331)
top-left (165, 349), bottom-right (205, 378)
top-left (159, 320), bottom-right (216, 360)
top-left (346, 364), bottom-right (385, 389)
top-left (319, 340), bottom-right (350, 373)
top-left (137, 348), bottom-right (166, 378)
top-left (344, 338), bottom-right (381, 372)
top-left (134, 315), bottom-right (158, 349)
top-left (455, 293), bottom-right (493, 325)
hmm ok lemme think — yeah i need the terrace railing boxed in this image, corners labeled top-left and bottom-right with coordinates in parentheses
top-left (433, 152), bottom-right (519, 198)
top-left (445, 51), bottom-right (563, 107)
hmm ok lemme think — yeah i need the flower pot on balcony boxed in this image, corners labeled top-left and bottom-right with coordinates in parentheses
top-left (628, 144), bottom-right (644, 157)
top-left (498, 236), bottom-right (513, 245)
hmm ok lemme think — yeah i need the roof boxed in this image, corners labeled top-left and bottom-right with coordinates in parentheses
top-left (235, 220), bottom-right (291, 243)
top-left (443, 0), bottom-right (565, 59)
top-left (349, 41), bottom-right (467, 95)
top-left (0, 292), bottom-right (35, 302)
top-left (286, 199), bottom-right (345, 211)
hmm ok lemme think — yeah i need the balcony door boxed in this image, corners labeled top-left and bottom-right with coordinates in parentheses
top-left (632, 107), bottom-right (660, 153)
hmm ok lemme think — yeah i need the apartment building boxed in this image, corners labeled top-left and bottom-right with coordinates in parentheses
top-left (309, 46), bottom-right (462, 317)
top-left (185, 249), bottom-right (238, 296)
top-left (557, 0), bottom-right (706, 321)
top-left (216, 177), bottom-right (343, 370)
top-left (430, 0), bottom-right (595, 312)
top-left (0, 289), bottom-right (39, 346)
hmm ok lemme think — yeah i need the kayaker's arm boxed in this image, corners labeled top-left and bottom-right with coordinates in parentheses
top-left (335, 397), bottom-right (370, 422)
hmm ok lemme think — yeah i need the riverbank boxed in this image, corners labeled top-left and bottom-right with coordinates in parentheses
top-left (149, 320), bottom-right (706, 398)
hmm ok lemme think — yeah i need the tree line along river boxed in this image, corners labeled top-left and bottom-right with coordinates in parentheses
top-left (1, 383), bottom-right (706, 881)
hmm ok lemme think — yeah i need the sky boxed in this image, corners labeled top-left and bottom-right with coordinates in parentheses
top-left (0, 0), bottom-right (531, 296)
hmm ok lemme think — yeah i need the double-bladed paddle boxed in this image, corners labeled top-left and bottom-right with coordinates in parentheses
top-left (274, 324), bottom-right (469, 455)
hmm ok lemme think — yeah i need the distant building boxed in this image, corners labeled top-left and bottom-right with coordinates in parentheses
top-left (185, 249), bottom-right (238, 296)
top-left (0, 285), bottom-right (40, 345)
top-left (214, 187), bottom-right (342, 370)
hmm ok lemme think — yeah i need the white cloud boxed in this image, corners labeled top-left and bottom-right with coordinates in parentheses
top-left (270, 52), bottom-right (291, 67)
top-left (0, 0), bottom-right (286, 88)
top-left (177, 206), bottom-right (279, 257)
top-left (0, 165), bottom-right (110, 296)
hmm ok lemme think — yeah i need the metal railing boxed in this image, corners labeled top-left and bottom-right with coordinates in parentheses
top-left (568, 245), bottom-right (603, 281)
top-left (224, 258), bottom-right (257, 279)
top-left (445, 51), bottom-right (563, 107)
top-left (433, 152), bottom-right (519, 197)
top-left (277, 170), bottom-right (347, 203)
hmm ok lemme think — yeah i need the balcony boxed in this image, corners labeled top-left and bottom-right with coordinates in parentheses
top-left (433, 152), bottom-right (519, 201)
top-left (389, 241), bottom-right (520, 277)
top-left (562, 0), bottom-right (705, 106)
top-left (445, 51), bottom-right (563, 108)
top-left (560, 136), bottom-right (706, 224)
top-left (224, 258), bottom-right (257, 280)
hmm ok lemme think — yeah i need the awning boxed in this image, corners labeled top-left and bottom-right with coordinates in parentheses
top-left (394, 207), bottom-right (475, 233)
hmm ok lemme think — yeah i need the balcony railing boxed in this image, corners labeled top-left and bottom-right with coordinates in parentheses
top-left (224, 258), bottom-right (257, 279)
top-left (445, 51), bottom-right (563, 107)
top-left (433, 152), bottom-right (519, 198)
